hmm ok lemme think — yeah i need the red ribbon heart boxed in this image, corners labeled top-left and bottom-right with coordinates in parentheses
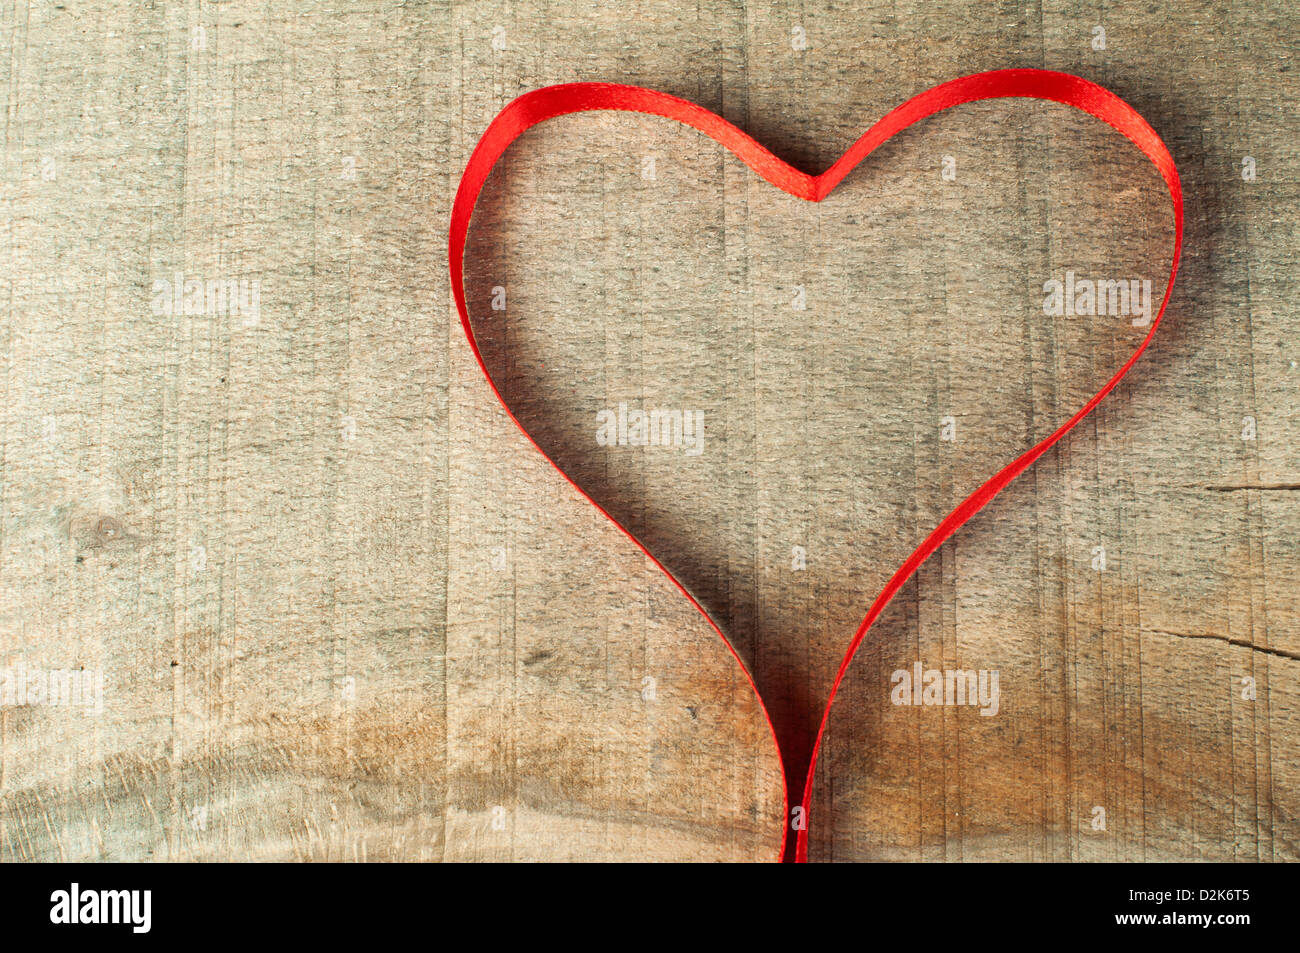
top-left (450, 69), bottom-right (1183, 862)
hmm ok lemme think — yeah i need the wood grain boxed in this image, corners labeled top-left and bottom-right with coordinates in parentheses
top-left (1, 0), bottom-right (1295, 862)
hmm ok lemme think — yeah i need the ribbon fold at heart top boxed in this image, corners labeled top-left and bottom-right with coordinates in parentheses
top-left (449, 69), bottom-right (1183, 863)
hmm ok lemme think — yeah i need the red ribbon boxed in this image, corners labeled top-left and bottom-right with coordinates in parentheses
top-left (450, 69), bottom-right (1183, 862)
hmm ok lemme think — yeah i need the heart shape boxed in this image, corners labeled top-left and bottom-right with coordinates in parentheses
top-left (450, 69), bottom-right (1183, 862)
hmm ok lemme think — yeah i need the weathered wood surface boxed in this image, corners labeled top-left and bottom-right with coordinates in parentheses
top-left (1, 0), bottom-right (1296, 862)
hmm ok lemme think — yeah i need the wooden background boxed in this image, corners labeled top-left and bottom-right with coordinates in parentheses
top-left (1, 0), bottom-right (1296, 862)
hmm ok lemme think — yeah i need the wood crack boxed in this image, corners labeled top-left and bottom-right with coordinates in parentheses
top-left (1146, 629), bottom-right (1300, 662)
top-left (1200, 483), bottom-right (1300, 492)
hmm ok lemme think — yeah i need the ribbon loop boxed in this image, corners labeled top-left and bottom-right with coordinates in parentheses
top-left (450, 69), bottom-right (1182, 862)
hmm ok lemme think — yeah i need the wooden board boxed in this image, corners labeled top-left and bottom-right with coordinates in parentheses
top-left (1, 0), bottom-right (1296, 862)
